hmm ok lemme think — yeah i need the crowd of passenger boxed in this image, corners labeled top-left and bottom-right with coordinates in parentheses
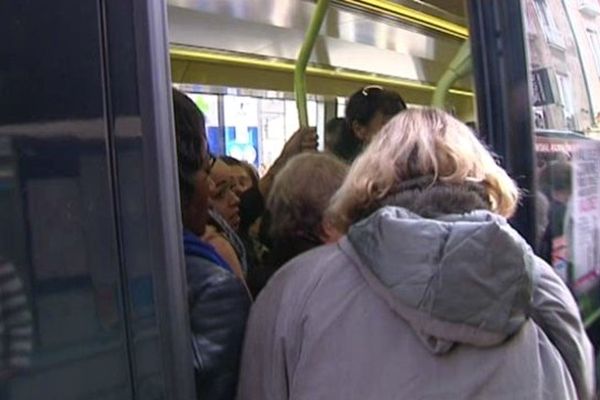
top-left (172, 86), bottom-right (595, 400)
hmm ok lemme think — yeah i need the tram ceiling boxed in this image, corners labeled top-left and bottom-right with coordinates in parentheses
top-left (167, 0), bottom-right (472, 96)
top-left (168, 0), bottom-right (467, 38)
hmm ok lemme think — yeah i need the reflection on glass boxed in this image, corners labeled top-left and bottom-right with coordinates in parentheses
top-left (525, 0), bottom-right (600, 132)
top-left (0, 135), bottom-right (132, 399)
top-left (526, 0), bottom-right (600, 321)
top-left (188, 93), bottom-right (222, 156)
top-left (0, 258), bottom-right (33, 381)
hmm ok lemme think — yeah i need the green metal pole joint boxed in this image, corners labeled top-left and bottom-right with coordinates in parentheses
top-left (295, 0), bottom-right (330, 127)
top-left (431, 40), bottom-right (472, 108)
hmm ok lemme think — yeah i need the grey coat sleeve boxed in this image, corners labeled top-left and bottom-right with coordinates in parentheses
top-left (529, 259), bottom-right (595, 400)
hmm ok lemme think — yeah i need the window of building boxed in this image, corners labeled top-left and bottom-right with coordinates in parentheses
top-left (534, 0), bottom-right (565, 48)
top-left (579, 0), bottom-right (600, 17)
top-left (555, 73), bottom-right (577, 128)
top-left (587, 29), bottom-right (600, 75)
top-left (525, 2), bottom-right (540, 36)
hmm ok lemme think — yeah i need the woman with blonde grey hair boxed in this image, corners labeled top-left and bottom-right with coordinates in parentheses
top-left (237, 108), bottom-right (594, 400)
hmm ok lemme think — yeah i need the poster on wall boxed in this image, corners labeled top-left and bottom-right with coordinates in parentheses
top-left (534, 135), bottom-right (600, 292)
top-left (535, 136), bottom-right (573, 282)
top-left (571, 141), bottom-right (600, 291)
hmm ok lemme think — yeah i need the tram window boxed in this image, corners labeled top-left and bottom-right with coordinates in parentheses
top-left (315, 100), bottom-right (326, 152)
top-left (187, 93), bottom-right (221, 154)
top-left (260, 98), bottom-right (287, 171)
top-left (523, 0), bottom-right (600, 317)
top-left (336, 97), bottom-right (346, 118)
top-left (222, 95), bottom-right (260, 169)
top-left (282, 98), bottom-right (320, 148)
top-left (277, 99), bottom-right (319, 162)
top-left (177, 90), bottom-right (324, 174)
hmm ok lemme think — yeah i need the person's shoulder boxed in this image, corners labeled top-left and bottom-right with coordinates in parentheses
top-left (205, 233), bottom-right (236, 258)
top-left (258, 242), bottom-right (351, 300)
top-left (531, 255), bottom-right (565, 287)
top-left (282, 241), bottom-right (345, 272)
top-left (185, 254), bottom-right (241, 291)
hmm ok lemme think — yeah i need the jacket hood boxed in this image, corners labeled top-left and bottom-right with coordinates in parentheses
top-left (346, 207), bottom-right (534, 354)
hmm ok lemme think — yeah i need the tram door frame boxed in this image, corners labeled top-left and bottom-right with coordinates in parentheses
top-left (466, 0), bottom-right (537, 247)
top-left (467, 0), bottom-right (600, 339)
top-left (0, 1), bottom-right (196, 398)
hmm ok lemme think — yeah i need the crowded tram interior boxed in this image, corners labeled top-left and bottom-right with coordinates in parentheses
top-left (2, 0), bottom-right (600, 398)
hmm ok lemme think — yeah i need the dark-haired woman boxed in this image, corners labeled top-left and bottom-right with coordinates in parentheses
top-left (329, 86), bottom-right (406, 163)
top-left (172, 89), bottom-right (250, 400)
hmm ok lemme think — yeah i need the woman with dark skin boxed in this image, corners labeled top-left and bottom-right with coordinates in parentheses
top-left (172, 88), bottom-right (250, 400)
top-left (202, 127), bottom-right (319, 295)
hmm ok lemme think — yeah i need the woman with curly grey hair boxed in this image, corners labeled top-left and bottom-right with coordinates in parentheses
top-left (265, 152), bottom-right (348, 269)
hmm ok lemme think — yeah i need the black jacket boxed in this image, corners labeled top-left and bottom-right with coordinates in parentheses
top-left (186, 254), bottom-right (251, 400)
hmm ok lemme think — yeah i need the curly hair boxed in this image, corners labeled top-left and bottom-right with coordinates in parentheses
top-left (267, 153), bottom-right (348, 240)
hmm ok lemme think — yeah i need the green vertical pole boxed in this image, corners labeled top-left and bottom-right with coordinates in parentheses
top-left (295, 0), bottom-right (330, 127)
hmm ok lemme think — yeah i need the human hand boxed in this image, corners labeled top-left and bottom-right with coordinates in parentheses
top-left (259, 127), bottom-right (319, 197)
top-left (280, 127), bottom-right (318, 159)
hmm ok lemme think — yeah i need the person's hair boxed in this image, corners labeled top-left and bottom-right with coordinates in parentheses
top-left (326, 117), bottom-right (346, 136)
top-left (220, 155), bottom-right (260, 189)
top-left (327, 108), bottom-right (520, 231)
top-left (540, 161), bottom-right (572, 193)
top-left (241, 161), bottom-right (260, 188)
top-left (325, 117), bottom-right (361, 163)
top-left (172, 88), bottom-right (207, 209)
top-left (219, 155), bottom-right (242, 167)
top-left (345, 86), bottom-right (407, 128)
top-left (267, 153), bottom-right (348, 240)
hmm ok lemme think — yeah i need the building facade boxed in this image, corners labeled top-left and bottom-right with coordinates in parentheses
top-left (526, 0), bottom-right (600, 134)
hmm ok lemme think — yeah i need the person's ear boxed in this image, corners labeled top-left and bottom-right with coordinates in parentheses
top-left (320, 219), bottom-right (343, 244)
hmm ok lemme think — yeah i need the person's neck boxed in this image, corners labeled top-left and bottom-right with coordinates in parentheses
top-left (365, 177), bottom-right (491, 220)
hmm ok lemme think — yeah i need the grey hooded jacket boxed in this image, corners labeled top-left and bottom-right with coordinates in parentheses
top-left (237, 207), bottom-right (594, 400)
